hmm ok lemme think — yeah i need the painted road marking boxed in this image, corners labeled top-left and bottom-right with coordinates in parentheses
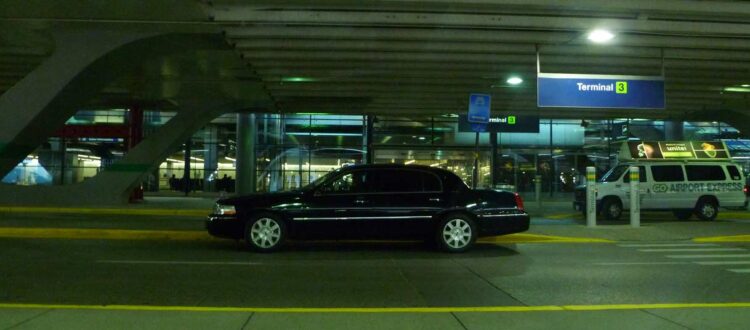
top-left (2, 302), bottom-right (750, 313)
top-left (694, 235), bottom-right (750, 243)
top-left (667, 254), bottom-right (750, 259)
top-left (97, 260), bottom-right (261, 266)
top-left (694, 261), bottom-right (750, 266)
top-left (619, 243), bottom-right (718, 248)
top-left (728, 269), bottom-right (750, 273)
top-left (594, 262), bottom-right (690, 266)
top-left (638, 248), bottom-right (746, 252)
top-left (479, 233), bottom-right (613, 244)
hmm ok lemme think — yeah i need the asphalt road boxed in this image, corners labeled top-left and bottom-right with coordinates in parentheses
top-left (2, 237), bottom-right (749, 308)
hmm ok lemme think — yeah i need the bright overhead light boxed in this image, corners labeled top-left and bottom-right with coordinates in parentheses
top-left (724, 87), bottom-right (750, 93)
top-left (587, 29), bottom-right (615, 43)
top-left (741, 84), bottom-right (750, 87)
top-left (506, 77), bottom-right (523, 85)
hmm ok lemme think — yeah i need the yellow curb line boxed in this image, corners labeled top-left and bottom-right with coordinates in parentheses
top-left (694, 235), bottom-right (750, 243)
top-left (0, 207), bottom-right (206, 217)
top-left (0, 228), bottom-right (215, 241)
top-left (479, 233), bottom-right (613, 244)
top-left (1, 302), bottom-right (749, 313)
top-left (0, 228), bottom-right (613, 244)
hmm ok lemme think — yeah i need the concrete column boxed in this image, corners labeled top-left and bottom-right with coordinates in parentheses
top-left (236, 113), bottom-right (257, 195)
top-left (183, 138), bottom-right (192, 196)
top-left (490, 132), bottom-right (498, 188)
top-left (203, 125), bottom-right (219, 192)
top-left (0, 31), bottom-right (221, 177)
top-left (365, 115), bottom-right (375, 164)
top-left (664, 121), bottom-right (684, 140)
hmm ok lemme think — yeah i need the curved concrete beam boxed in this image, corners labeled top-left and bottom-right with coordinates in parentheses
top-left (0, 28), bottom-right (225, 177)
top-left (0, 100), bottom-right (253, 206)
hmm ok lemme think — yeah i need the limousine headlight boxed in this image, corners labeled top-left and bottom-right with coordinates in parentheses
top-left (213, 203), bottom-right (237, 216)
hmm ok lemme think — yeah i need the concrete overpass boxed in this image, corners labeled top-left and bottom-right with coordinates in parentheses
top-left (1, 0), bottom-right (749, 205)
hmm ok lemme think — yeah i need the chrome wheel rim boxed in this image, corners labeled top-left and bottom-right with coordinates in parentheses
top-left (701, 204), bottom-right (716, 218)
top-left (609, 204), bottom-right (621, 217)
top-left (250, 218), bottom-right (281, 248)
top-left (442, 219), bottom-right (472, 249)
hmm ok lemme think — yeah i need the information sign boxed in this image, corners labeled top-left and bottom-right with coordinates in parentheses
top-left (467, 94), bottom-right (491, 123)
top-left (538, 73), bottom-right (665, 109)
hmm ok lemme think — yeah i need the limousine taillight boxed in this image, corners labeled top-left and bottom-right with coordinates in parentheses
top-left (744, 184), bottom-right (749, 196)
top-left (514, 193), bottom-right (525, 212)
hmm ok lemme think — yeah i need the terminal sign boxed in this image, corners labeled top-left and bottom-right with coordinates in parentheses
top-left (538, 73), bottom-right (665, 109)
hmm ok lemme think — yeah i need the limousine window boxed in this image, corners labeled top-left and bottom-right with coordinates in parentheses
top-left (651, 165), bottom-right (685, 182)
top-left (319, 171), bottom-right (368, 193)
top-left (685, 165), bottom-right (726, 181)
top-left (367, 169), bottom-right (442, 193)
top-left (727, 165), bottom-right (742, 180)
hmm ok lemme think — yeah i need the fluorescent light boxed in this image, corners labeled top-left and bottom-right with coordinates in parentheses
top-left (506, 77), bottom-right (523, 85)
top-left (404, 160), bottom-right (416, 165)
top-left (742, 84), bottom-right (750, 87)
top-left (587, 29), bottom-right (615, 43)
top-left (724, 87), bottom-right (750, 93)
top-left (225, 157), bottom-right (236, 162)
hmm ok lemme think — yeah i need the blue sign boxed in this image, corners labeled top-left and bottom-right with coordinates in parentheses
top-left (468, 93), bottom-right (491, 123)
top-left (537, 73), bottom-right (664, 109)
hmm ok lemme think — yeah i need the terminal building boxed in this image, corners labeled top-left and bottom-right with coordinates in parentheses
top-left (1, 1), bottom-right (750, 205)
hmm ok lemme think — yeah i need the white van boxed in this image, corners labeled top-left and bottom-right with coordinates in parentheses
top-left (575, 161), bottom-right (748, 221)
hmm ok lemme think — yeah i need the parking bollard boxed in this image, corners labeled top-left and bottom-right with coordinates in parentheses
top-left (586, 166), bottom-right (596, 227)
top-left (630, 166), bottom-right (640, 228)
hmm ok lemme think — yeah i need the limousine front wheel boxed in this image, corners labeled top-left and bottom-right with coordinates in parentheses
top-left (437, 214), bottom-right (477, 253)
top-left (245, 213), bottom-right (286, 252)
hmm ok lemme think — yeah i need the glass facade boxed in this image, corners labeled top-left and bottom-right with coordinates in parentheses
top-left (4, 111), bottom-right (748, 197)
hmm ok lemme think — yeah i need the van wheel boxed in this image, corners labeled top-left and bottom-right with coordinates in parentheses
top-left (673, 210), bottom-right (692, 221)
top-left (602, 198), bottom-right (623, 220)
top-left (695, 199), bottom-right (718, 221)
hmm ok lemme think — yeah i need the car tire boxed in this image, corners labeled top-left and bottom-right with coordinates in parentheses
top-left (695, 199), bottom-right (718, 221)
top-left (436, 214), bottom-right (477, 253)
top-left (245, 213), bottom-right (286, 252)
top-left (673, 210), bottom-right (693, 221)
top-left (601, 198), bottom-right (623, 221)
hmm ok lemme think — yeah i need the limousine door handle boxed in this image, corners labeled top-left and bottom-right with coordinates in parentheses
top-left (354, 199), bottom-right (367, 204)
top-left (429, 198), bottom-right (441, 202)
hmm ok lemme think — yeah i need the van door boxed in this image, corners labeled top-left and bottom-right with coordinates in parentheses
top-left (623, 166), bottom-right (652, 209)
top-left (648, 164), bottom-right (686, 209)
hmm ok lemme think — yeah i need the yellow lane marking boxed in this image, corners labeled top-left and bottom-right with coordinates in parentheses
top-left (0, 228), bottom-right (214, 241)
top-left (479, 233), bottom-right (613, 244)
top-left (542, 213), bottom-right (580, 220)
top-left (0, 207), bottom-right (206, 217)
top-left (0, 228), bottom-right (612, 244)
top-left (1, 302), bottom-right (749, 313)
top-left (694, 235), bottom-right (750, 243)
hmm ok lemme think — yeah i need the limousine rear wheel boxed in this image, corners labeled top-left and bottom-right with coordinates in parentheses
top-left (245, 213), bottom-right (286, 252)
top-left (695, 198), bottom-right (718, 221)
top-left (437, 214), bottom-right (477, 253)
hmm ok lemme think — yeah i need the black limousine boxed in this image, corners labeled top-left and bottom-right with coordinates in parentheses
top-left (207, 164), bottom-right (529, 252)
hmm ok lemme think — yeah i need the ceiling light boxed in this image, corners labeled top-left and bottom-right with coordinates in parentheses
top-left (281, 77), bottom-right (314, 83)
top-left (741, 84), bottom-right (750, 87)
top-left (506, 77), bottom-right (523, 85)
top-left (724, 87), bottom-right (750, 93)
top-left (587, 29), bottom-right (615, 43)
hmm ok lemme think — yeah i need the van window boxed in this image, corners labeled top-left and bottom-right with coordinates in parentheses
top-left (623, 166), bottom-right (648, 183)
top-left (727, 165), bottom-right (742, 180)
top-left (685, 165), bottom-right (726, 181)
top-left (599, 165), bottom-right (628, 183)
top-left (651, 165), bottom-right (685, 182)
